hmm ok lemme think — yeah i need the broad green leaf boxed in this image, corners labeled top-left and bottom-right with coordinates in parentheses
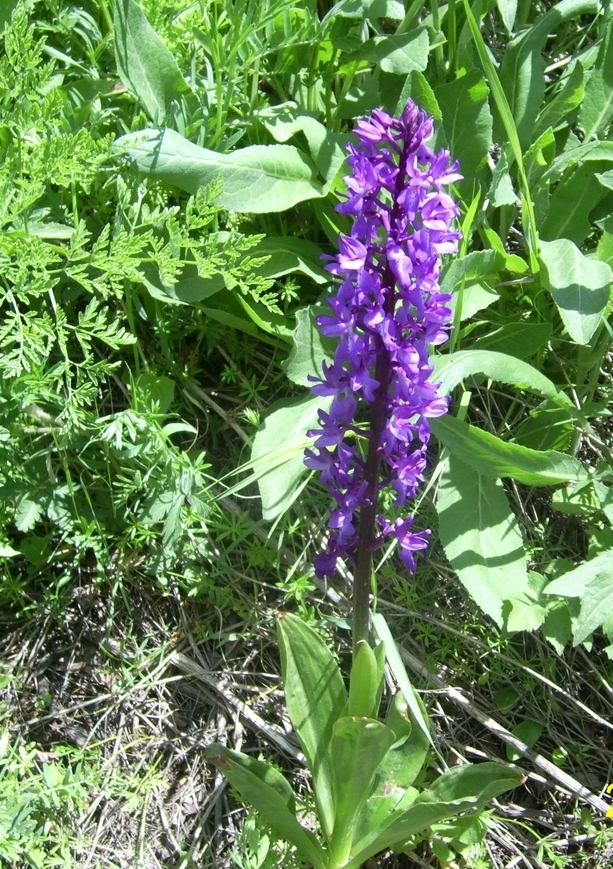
top-left (541, 140), bottom-right (613, 185)
top-left (579, 18), bottom-right (613, 141)
top-left (252, 237), bottom-right (328, 284)
top-left (513, 402), bottom-right (574, 452)
top-left (328, 718), bottom-right (396, 865)
top-left (331, 0), bottom-right (406, 18)
top-left (499, 0), bottom-right (600, 148)
top-left (437, 454), bottom-right (530, 625)
top-left (251, 394), bottom-right (331, 520)
top-left (473, 322), bottom-right (552, 358)
top-left (404, 70), bottom-right (442, 122)
top-left (114, 129), bottom-right (326, 213)
top-left (114, 0), bottom-right (189, 123)
top-left (204, 745), bottom-right (326, 869)
top-left (277, 615), bottom-right (347, 841)
top-left (256, 104), bottom-right (347, 187)
top-left (540, 164), bottom-right (605, 246)
top-left (343, 29), bottom-right (430, 74)
top-left (427, 762), bottom-right (523, 804)
top-left (432, 415), bottom-right (587, 485)
top-left (533, 61), bottom-right (584, 140)
top-left (435, 70), bottom-right (493, 195)
top-left (540, 239), bottom-right (612, 345)
top-left (542, 601), bottom-right (573, 653)
top-left (432, 350), bottom-right (572, 407)
top-left (283, 305), bottom-right (336, 387)
top-left (504, 596), bottom-right (547, 632)
top-left (497, 0), bottom-right (518, 33)
top-left (544, 549), bottom-right (613, 598)
top-left (441, 251), bottom-right (504, 320)
top-left (597, 230), bottom-right (613, 268)
top-left (348, 764), bottom-right (522, 868)
top-left (573, 573), bottom-right (613, 644)
top-left (354, 693), bottom-right (429, 845)
top-left (506, 720), bottom-right (544, 761)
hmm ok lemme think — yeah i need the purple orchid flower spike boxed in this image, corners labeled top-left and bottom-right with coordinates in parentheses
top-left (305, 100), bottom-right (461, 648)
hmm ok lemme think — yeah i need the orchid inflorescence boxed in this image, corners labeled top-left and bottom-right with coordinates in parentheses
top-left (306, 100), bottom-right (461, 580)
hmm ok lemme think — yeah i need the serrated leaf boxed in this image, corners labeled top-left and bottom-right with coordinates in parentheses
top-left (15, 498), bottom-right (43, 533)
top-left (505, 596), bottom-right (547, 632)
top-left (277, 615), bottom-right (347, 841)
top-left (437, 454), bottom-right (530, 625)
top-left (114, 0), bottom-right (189, 122)
top-left (540, 238), bottom-right (612, 345)
top-left (114, 129), bottom-right (326, 213)
top-left (432, 415), bottom-right (587, 486)
top-left (542, 601), bottom-right (573, 653)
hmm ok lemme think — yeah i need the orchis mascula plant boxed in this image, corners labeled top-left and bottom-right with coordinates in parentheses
top-left (306, 99), bottom-right (461, 652)
top-left (206, 103), bottom-right (522, 869)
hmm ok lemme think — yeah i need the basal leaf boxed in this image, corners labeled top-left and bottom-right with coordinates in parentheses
top-left (437, 454), bottom-right (530, 625)
top-left (114, 0), bottom-right (189, 123)
top-left (431, 415), bottom-right (586, 485)
top-left (328, 718), bottom-right (396, 866)
top-left (578, 18), bottom-right (613, 141)
top-left (277, 615), bottom-right (347, 841)
top-left (114, 128), bottom-right (326, 213)
top-left (540, 238), bottom-right (612, 345)
top-left (204, 745), bottom-right (326, 869)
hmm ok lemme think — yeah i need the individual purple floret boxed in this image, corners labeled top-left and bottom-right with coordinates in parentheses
top-left (305, 101), bottom-right (461, 580)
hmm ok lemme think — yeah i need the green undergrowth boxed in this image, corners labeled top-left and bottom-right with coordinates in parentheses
top-left (2, 0), bottom-right (613, 866)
